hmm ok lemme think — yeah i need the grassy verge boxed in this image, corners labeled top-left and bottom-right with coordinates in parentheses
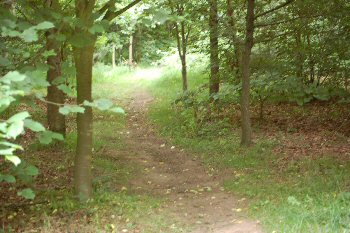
top-left (1, 65), bottom-right (176, 233)
top-left (146, 66), bottom-right (350, 232)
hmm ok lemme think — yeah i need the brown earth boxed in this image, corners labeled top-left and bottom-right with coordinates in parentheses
top-left (121, 89), bottom-right (262, 233)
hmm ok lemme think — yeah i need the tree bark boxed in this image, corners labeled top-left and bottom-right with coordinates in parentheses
top-left (295, 29), bottom-right (303, 80)
top-left (240, 0), bottom-right (255, 146)
top-left (181, 22), bottom-right (188, 91)
top-left (73, 0), bottom-right (96, 201)
top-left (45, 0), bottom-right (66, 136)
top-left (73, 44), bottom-right (95, 201)
top-left (209, 0), bottom-right (220, 98)
top-left (112, 44), bottom-right (116, 68)
top-left (226, 0), bottom-right (240, 81)
top-left (46, 33), bottom-right (66, 136)
top-left (129, 35), bottom-right (133, 65)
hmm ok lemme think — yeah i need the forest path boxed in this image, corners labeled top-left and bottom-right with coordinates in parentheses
top-left (119, 87), bottom-right (262, 233)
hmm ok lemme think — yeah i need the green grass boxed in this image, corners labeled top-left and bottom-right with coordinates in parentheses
top-left (19, 107), bottom-right (169, 233)
top-left (1, 65), bottom-right (186, 233)
top-left (145, 66), bottom-right (350, 233)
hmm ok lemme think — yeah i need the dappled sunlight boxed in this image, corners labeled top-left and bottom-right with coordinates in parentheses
top-left (131, 67), bottom-right (164, 81)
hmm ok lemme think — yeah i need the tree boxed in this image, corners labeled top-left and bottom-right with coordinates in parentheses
top-left (209, 0), bottom-right (220, 98)
top-left (240, 0), bottom-right (255, 146)
top-left (72, 0), bottom-right (141, 200)
top-left (167, 0), bottom-right (191, 91)
top-left (45, 0), bottom-right (66, 136)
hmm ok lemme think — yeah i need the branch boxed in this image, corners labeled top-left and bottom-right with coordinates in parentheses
top-left (254, 0), bottom-right (295, 20)
top-left (103, 0), bottom-right (142, 21)
top-left (255, 14), bottom-right (322, 28)
top-left (98, 0), bottom-right (115, 15)
top-left (254, 30), bottom-right (294, 44)
top-left (174, 23), bottom-right (183, 59)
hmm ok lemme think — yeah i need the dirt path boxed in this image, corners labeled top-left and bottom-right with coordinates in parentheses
top-left (122, 88), bottom-right (262, 233)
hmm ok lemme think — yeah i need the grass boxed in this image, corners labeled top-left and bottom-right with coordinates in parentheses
top-left (2, 63), bottom-right (349, 232)
top-left (1, 65), bottom-right (182, 233)
top-left (144, 65), bottom-right (350, 232)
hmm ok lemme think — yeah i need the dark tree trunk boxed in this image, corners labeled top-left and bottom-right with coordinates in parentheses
top-left (209, 0), bottom-right (220, 98)
top-left (306, 34), bottom-right (315, 83)
top-left (46, 34), bottom-right (66, 136)
top-left (175, 21), bottom-right (188, 92)
top-left (45, 0), bottom-right (66, 136)
top-left (240, 0), bottom-right (255, 146)
top-left (226, 0), bottom-right (240, 81)
top-left (295, 29), bottom-right (304, 80)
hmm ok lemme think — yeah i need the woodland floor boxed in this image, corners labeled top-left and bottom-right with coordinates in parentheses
top-left (1, 66), bottom-right (349, 232)
top-left (121, 88), bottom-right (262, 233)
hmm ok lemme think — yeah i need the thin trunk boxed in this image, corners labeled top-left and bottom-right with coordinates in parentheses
top-left (240, 0), bottom-right (255, 146)
top-left (175, 21), bottom-right (188, 92)
top-left (46, 36), bottom-right (66, 136)
top-left (45, 0), bottom-right (66, 136)
top-left (209, 0), bottom-right (220, 98)
top-left (306, 34), bottom-right (315, 83)
top-left (112, 44), bottom-right (116, 68)
top-left (129, 35), bottom-right (133, 64)
top-left (295, 29), bottom-right (303, 79)
top-left (226, 0), bottom-right (240, 80)
top-left (181, 56), bottom-right (188, 91)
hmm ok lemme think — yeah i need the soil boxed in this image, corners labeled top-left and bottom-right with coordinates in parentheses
top-left (121, 88), bottom-right (262, 233)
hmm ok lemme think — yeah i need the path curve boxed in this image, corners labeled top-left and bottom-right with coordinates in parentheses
top-left (122, 88), bottom-right (262, 233)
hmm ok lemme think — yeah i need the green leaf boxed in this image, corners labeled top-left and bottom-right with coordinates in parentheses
top-left (35, 21), bottom-right (55, 30)
top-left (88, 24), bottom-right (105, 34)
top-left (24, 165), bottom-right (39, 176)
top-left (5, 155), bottom-right (21, 166)
top-left (69, 34), bottom-right (95, 48)
top-left (57, 84), bottom-right (74, 96)
top-left (21, 27), bottom-right (38, 42)
top-left (1, 71), bottom-right (26, 84)
top-left (110, 107), bottom-right (125, 114)
top-left (59, 105), bottom-right (85, 115)
top-left (24, 119), bottom-right (45, 132)
top-left (94, 99), bottom-right (113, 110)
top-left (0, 174), bottom-right (16, 183)
top-left (38, 131), bottom-right (64, 144)
top-left (42, 49), bottom-right (56, 58)
top-left (7, 111), bottom-right (30, 123)
top-left (7, 121), bottom-right (24, 139)
top-left (0, 148), bottom-right (15, 155)
top-left (17, 188), bottom-right (35, 200)
top-left (0, 56), bottom-right (10, 66)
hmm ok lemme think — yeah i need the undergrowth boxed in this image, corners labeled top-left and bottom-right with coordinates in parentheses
top-left (146, 66), bottom-right (350, 233)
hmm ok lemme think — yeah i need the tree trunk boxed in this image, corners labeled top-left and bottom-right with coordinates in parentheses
top-left (175, 21), bottom-right (188, 92)
top-left (181, 56), bottom-right (188, 91)
top-left (240, 0), bottom-right (255, 146)
top-left (180, 22), bottom-right (188, 91)
top-left (45, 0), bottom-right (66, 136)
top-left (73, 0), bottom-right (96, 201)
top-left (209, 0), bottom-right (220, 98)
top-left (226, 0), bottom-right (240, 81)
top-left (295, 30), bottom-right (303, 80)
top-left (46, 35), bottom-right (66, 136)
top-left (129, 35), bottom-right (133, 65)
top-left (112, 44), bottom-right (116, 68)
top-left (306, 34), bottom-right (315, 84)
top-left (73, 44), bottom-right (95, 201)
